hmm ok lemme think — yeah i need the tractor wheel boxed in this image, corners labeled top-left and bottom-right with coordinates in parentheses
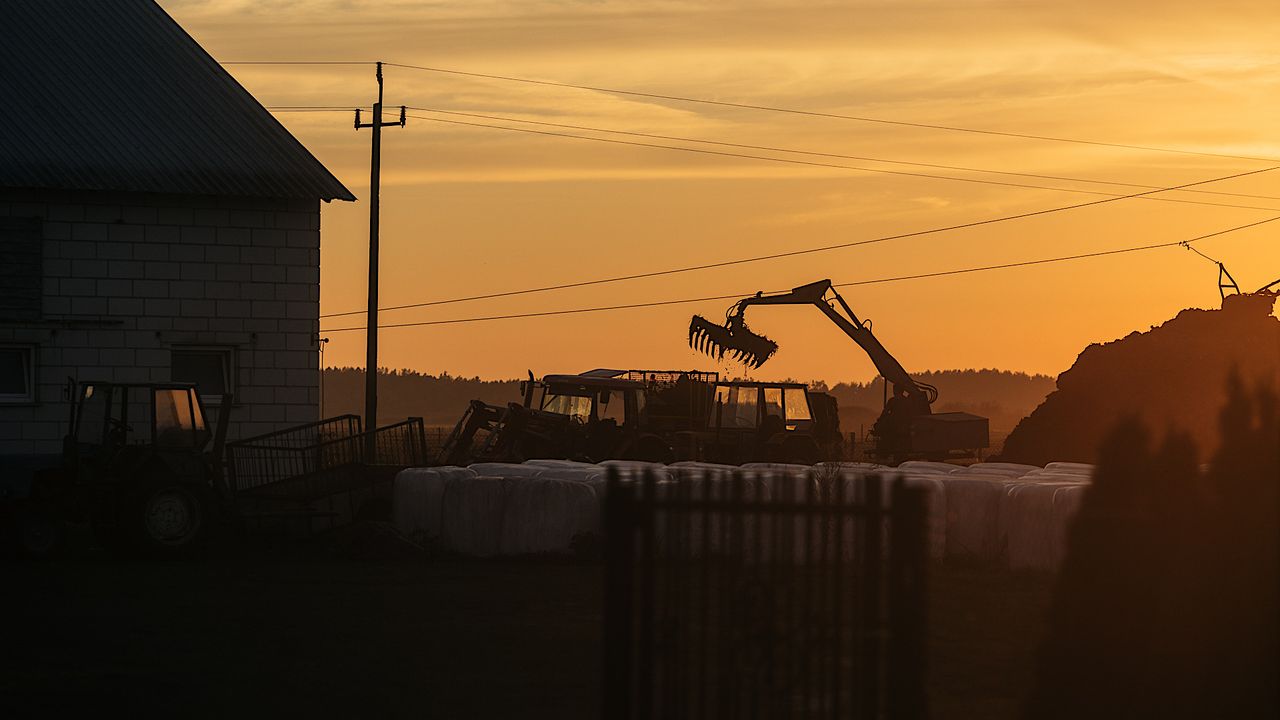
top-left (129, 482), bottom-right (212, 558)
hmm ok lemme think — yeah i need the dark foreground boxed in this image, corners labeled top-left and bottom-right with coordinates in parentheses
top-left (2, 556), bottom-right (1050, 719)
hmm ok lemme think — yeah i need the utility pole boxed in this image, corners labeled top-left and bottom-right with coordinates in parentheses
top-left (355, 60), bottom-right (405, 458)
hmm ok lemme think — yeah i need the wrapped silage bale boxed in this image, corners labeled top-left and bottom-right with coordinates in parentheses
top-left (959, 462), bottom-right (1040, 477)
top-left (896, 460), bottom-right (960, 474)
top-left (532, 466), bottom-right (606, 484)
top-left (679, 469), bottom-right (773, 559)
top-left (937, 474), bottom-right (1006, 563)
top-left (1046, 484), bottom-right (1087, 570)
top-left (467, 462), bottom-right (544, 478)
top-left (524, 459), bottom-right (599, 470)
top-left (392, 466), bottom-right (477, 545)
top-left (900, 474), bottom-right (948, 560)
top-left (498, 477), bottom-right (601, 555)
top-left (809, 470), bottom-right (945, 564)
top-left (441, 475), bottom-right (510, 557)
top-left (1044, 462), bottom-right (1095, 476)
top-left (1001, 481), bottom-right (1083, 571)
top-left (741, 462), bottom-right (814, 499)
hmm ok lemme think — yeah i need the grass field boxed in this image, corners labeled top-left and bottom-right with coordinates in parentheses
top-left (2, 555), bottom-right (1052, 718)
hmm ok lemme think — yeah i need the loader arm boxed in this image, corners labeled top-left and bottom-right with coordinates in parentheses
top-left (690, 279), bottom-right (937, 409)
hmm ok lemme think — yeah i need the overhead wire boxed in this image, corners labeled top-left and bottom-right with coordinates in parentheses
top-left (401, 107), bottom-right (1280, 203)
top-left (319, 162), bottom-right (1279, 319)
top-left (318, 215), bottom-right (1280, 333)
top-left (382, 61), bottom-right (1280, 164)
top-left (399, 113), bottom-right (1280, 213)
top-left (262, 104), bottom-right (1280, 204)
top-left (227, 60), bottom-right (1280, 163)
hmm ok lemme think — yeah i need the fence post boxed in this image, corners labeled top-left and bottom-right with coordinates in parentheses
top-left (602, 468), bottom-right (636, 720)
top-left (888, 479), bottom-right (930, 720)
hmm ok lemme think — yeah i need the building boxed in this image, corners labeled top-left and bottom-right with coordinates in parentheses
top-left (0, 0), bottom-right (355, 455)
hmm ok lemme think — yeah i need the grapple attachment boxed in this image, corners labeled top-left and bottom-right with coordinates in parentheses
top-left (688, 313), bottom-right (778, 369)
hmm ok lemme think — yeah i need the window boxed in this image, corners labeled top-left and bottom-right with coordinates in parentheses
top-left (171, 347), bottom-right (234, 401)
top-left (598, 389), bottom-right (625, 425)
top-left (0, 345), bottom-right (35, 403)
top-left (784, 388), bottom-right (812, 422)
top-left (713, 385), bottom-right (759, 429)
top-left (541, 392), bottom-right (591, 423)
top-left (763, 387), bottom-right (784, 420)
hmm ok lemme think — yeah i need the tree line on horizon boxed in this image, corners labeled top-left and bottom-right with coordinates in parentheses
top-left (321, 366), bottom-right (1055, 433)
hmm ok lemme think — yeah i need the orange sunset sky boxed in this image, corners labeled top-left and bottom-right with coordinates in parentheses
top-left (162, 0), bottom-right (1279, 384)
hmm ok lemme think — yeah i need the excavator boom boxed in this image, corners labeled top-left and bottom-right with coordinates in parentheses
top-left (689, 279), bottom-right (932, 404)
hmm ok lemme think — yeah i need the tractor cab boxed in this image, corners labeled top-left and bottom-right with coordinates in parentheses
top-left (70, 382), bottom-right (212, 463)
top-left (27, 380), bottom-right (230, 557)
top-left (535, 371), bottom-right (647, 428)
top-left (678, 380), bottom-right (831, 465)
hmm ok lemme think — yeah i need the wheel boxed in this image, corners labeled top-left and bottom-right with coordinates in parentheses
top-left (129, 483), bottom-right (211, 558)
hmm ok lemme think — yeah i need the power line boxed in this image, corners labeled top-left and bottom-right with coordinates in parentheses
top-left (265, 104), bottom-right (1280, 204)
top-left (383, 61), bottom-right (1280, 164)
top-left (403, 107), bottom-right (1280, 203)
top-left (406, 115), bottom-right (1280, 212)
top-left (320, 162), bottom-right (1279, 319)
top-left (318, 216), bottom-right (1280, 333)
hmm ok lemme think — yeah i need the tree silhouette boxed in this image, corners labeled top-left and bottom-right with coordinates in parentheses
top-left (1027, 375), bottom-right (1278, 718)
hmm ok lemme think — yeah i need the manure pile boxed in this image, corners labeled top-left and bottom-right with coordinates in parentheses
top-left (1000, 293), bottom-right (1279, 466)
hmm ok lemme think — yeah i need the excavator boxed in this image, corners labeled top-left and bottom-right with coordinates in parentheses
top-left (689, 279), bottom-right (988, 461)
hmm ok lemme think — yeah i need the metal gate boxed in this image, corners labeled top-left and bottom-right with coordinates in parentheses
top-left (602, 469), bottom-right (929, 719)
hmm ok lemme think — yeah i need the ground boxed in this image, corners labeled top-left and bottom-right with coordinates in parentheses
top-left (2, 555), bottom-right (1051, 719)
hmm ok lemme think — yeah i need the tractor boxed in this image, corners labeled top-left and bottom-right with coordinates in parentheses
top-left (4, 380), bottom-right (230, 558)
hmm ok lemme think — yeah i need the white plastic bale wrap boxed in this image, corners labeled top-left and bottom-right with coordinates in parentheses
top-left (895, 460), bottom-right (959, 474)
top-left (467, 462), bottom-right (545, 478)
top-left (938, 474), bottom-right (1006, 562)
top-left (441, 475), bottom-right (510, 557)
top-left (1001, 480), bottom-right (1087, 571)
top-left (499, 477), bottom-right (601, 555)
top-left (1047, 484), bottom-right (1087, 569)
top-left (666, 470), bottom-right (770, 559)
top-left (392, 466), bottom-right (477, 544)
top-left (740, 462), bottom-right (813, 499)
top-left (900, 474), bottom-right (948, 560)
top-left (958, 462), bottom-right (1040, 477)
top-left (524, 459), bottom-right (599, 470)
top-left (1045, 462), bottom-right (1095, 476)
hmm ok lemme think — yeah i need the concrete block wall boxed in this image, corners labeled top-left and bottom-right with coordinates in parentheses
top-left (0, 188), bottom-right (323, 454)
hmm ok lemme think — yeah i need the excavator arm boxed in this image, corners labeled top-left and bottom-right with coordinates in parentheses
top-left (689, 279), bottom-right (937, 408)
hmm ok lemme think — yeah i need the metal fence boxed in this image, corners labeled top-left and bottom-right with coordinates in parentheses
top-left (226, 416), bottom-right (428, 497)
top-left (602, 469), bottom-right (929, 720)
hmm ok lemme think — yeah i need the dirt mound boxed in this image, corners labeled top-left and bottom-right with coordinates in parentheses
top-left (999, 293), bottom-right (1279, 465)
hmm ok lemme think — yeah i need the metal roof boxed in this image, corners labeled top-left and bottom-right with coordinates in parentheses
top-left (0, 1), bottom-right (355, 201)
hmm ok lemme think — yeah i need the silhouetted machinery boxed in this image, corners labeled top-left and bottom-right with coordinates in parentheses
top-left (689, 279), bottom-right (988, 461)
top-left (6, 381), bottom-right (231, 558)
top-left (437, 369), bottom-right (845, 466)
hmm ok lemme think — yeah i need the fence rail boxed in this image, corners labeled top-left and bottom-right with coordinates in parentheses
top-left (603, 469), bottom-right (929, 720)
top-left (226, 416), bottom-right (428, 497)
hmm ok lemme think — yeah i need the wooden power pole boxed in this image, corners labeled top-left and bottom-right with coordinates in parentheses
top-left (355, 61), bottom-right (405, 458)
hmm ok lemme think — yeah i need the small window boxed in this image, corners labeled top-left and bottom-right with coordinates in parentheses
top-left (171, 346), bottom-right (234, 401)
top-left (784, 388), bottom-right (812, 422)
top-left (0, 345), bottom-right (35, 403)
top-left (763, 387), bottom-right (784, 420)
